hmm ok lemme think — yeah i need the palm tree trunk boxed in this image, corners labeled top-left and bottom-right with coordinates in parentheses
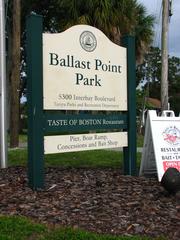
top-left (10, 0), bottom-right (21, 148)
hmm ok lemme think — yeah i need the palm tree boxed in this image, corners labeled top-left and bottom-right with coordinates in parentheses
top-left (60, 0), bottom-right (155, 64)
top-left (6, 0), bottom-right (154, 146)
top-left (111, 0), bottom-right (155, 63)
top-left (61, 0), bottom-right (114, 37)
top-left (7, 0), bottom-right (21, 148)
top-left (134, 3), bottom-right (155, 64)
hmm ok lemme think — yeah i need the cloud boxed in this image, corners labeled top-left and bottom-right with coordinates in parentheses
top-left (139, 0), bottom-right (180, 58)
top-left (169, 1), bottom-right (180, 57)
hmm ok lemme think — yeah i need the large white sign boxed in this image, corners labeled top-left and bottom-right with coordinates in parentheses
top-left (44, 132), bottom-right (127, 154)
top-left (43, 25), bottom-right (127, 111)
top-left (140, 110), bottom-right (180, 181)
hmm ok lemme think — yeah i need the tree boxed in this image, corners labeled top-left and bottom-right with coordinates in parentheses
top-left (136, 47), bottom-right (180, 115)
top-left (136, 47), bottom-right (161, 88)
top-left (9, 0), bottom-right (21, 147)
top-left (60, 0), bottom-right (155, 63)
top-left (16, 0), bottom-right (155, 104)
top-left (6, 0), bottom-right (65, 147)
top-left (168, 56), bottom-right (180, 114)
top-left (6, 0), bottom-right (155, 146)
top-left (134, 3), bottom-right (155, 64)
top-left (20, 0), bottom-right (155, 87)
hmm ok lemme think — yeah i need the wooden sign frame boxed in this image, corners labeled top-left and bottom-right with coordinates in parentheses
top-left (26, 13), bottom-right (136, 190)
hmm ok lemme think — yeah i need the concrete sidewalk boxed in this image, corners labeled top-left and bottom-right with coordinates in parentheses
top-left (108, 147), bottom-right (142, 152)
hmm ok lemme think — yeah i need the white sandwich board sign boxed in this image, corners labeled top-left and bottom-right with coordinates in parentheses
top-left (140, 110), bottom-right (180, 181)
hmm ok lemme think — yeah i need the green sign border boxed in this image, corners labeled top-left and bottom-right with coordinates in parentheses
top-left (44, 112), bottom-right (127, 133)
top-left (26, 13), bottom-right (136, 190)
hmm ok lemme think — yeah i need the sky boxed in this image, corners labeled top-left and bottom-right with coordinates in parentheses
top-left (139, 0), bottom-right (180, 58)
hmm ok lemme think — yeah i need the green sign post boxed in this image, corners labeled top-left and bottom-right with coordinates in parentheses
top-left (26, 13), bottom-right (136, 190)
top-left (122, 36), bottom-right (137, 176)
top-left (26, 14), bottom-right (44, 189)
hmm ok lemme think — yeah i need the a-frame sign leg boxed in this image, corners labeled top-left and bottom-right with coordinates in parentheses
top-left (26, 13), bottom-right (44, 190)
top-left (122, 36), bottom-right (137, 175)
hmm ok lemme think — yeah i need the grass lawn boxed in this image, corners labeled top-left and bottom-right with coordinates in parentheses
top-left (0, 216), bottom-right (165, 240)
top-left (9, 133), bottom-right (144, 147)
top-left (137, 134), bottom-right (144, 148)
top-left (8, 148), bottom-right (142, 169)
top-left (8, 133), bottom-right (143, 168)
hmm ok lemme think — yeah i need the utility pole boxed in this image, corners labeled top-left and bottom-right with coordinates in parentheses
top-left (0, 0), bottom-right (7, 168)
top-left (161, 0), bottom-right (171, 111)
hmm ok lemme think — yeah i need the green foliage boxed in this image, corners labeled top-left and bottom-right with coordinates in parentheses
top-left (59, 0), bottom-right (154, 61)
top-left (20, 0), bottom-right (154, 58)
top-left (136, 89), bottom-right (144, 116)
top-left (136, 47), bottom-right (161, 88)
top-left (168, 57), bottom-right (180, 115)
top-left (136, 47), bottom-right (180, 115)
top-left (134, 4), bottom-right (155, 64)
top-left (6, 0), bottom-right (155, 109)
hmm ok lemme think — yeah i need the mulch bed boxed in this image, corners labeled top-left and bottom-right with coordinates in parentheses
top-left (0, 166), bottom-right (179, 239)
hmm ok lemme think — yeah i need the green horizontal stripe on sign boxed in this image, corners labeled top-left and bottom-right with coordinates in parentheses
top-left (43, 112), bottom-right (127, 133)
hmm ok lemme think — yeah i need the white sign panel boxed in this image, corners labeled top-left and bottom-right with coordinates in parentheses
top-left (44, 132), bottom-right (127, 154)
top-left (140, 110), bottom-right (180, 181)
top-left (43, 25), bottom-right (127, 111)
